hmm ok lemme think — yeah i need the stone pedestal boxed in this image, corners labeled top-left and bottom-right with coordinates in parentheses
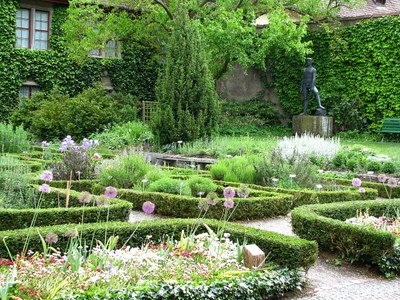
top-left (243, 244), bottom-right (265, 269)
top-left (292, 115), bottom-right (333, 137)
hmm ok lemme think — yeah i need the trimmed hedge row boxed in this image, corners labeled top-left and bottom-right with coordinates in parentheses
top-left (0, 187), bottom-right (131, 230)
top-left (59, 268), bottom-right (301, 300)
top-left (291, 199), bottom-right (400, 267)
top-left (118, 188), bottom-right (294, 220)
top-left (214, 181), bottom-right (378, 207)
top-left (0, 218), bottom-right (318, 270)
top-left (321, 177), bottom-right (400, 198)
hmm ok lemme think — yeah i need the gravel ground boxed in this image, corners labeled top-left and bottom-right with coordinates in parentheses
top-left (130, 211), bottom-right (400, 299)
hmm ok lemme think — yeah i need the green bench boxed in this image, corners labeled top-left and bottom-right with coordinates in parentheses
top-left (380, 118), bottom-right (400, 141)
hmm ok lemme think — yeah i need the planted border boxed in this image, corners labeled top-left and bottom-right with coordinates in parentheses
top-left (0, 187), bottom-right (131, 230)
top-left (118, 188), bottom-right (293, 220)
top-left (0, 218), bottom-right (318, 270)
top-left (291, 199), bottom-right (400, 268)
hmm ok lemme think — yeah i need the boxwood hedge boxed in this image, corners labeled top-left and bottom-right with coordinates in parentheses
top-left (0, 187), bottom-right (131, 230)
top-left (291, 199), bottom-right (400, 269)
top-left (0, 218), bottom-right (318, 270)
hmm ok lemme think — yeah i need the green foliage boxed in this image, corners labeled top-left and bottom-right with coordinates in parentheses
top-left (186, 176), bottom-right (217, 197)
top-left (210, 157), bottom-right (256, 184)
top-left (365, 160), bottom-right (381, 172)
top-left (381, 161), bottom-right (396, 174)
top-left (90, 121), bottom-right (153, 150)
top-left (291, 199), bottom-right (399, 274)
top-left (0, 123), bottom-right (30, 153)
top-left (0, 187), bottom-right (131, 231)
top-left (218, 100), bottom-right (280, 136)
top-left (151, 3), bottom-right (220, 145)
top-left (12, 85), bottom-right (138, 140)
top-left (147, 177), bottom-right (191, 196)
top-left (97, 154), bottom-right (152, 189)
top-left (272, 17), bottom-right (400, 131)
top-left (378, 240), bottom-right (400, 279)
top-left (66, 267), bottom-right (301, 300)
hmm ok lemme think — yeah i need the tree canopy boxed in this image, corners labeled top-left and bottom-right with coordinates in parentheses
top-left (64, 0), bottom-right (366, 79)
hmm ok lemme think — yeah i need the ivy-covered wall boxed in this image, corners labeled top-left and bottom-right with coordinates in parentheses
top-left (272, 16), bottom-right (400, 131)
top-left (0, 1), bottom-right (158, 120)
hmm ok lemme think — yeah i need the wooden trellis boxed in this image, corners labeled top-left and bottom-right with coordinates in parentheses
top-left (142, 101), bottom-right (158, 124)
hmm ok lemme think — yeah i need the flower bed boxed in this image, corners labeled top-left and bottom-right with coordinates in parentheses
top-left (0, 187), bottom-right (131, 231)
top-left (291, 199), bottom-right (400, 276)
top-left (0, 219), bottom-right (318, 270)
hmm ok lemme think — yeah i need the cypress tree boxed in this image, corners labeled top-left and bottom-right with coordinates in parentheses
top-left (151, 1), bottom-right (220, 146)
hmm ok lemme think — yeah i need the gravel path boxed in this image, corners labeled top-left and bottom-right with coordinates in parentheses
top-left (130, 211), bottom-right (400, 299)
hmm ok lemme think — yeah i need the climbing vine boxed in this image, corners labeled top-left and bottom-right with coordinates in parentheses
top-left (272, 16), bottom-right (400, 131)
top-left (0, 2), bottom-right (158, 120)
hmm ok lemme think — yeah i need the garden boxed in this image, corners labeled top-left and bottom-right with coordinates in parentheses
top-left (1, 0), bottom-right (400, 299)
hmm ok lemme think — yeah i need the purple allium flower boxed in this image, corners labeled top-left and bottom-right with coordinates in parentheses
top-left (358, 187), bottom-right (366, 193)
top-left (377, 174), bottom-right (387, 183)
top-left (237, 185), bottom-right (250, 198)
top-left (39, 184), bottom-right (51, 193)
top-left (351, 178), bottom-right (362, 187)
top-left (96, 196), bottom-right (110, 207)
top-left (142, 201), bottom-right (155, 214)
top-left (206, 191), bottom-right (218, 206)
top-left (78, 191), bottom-right (92, 204)
top-left (223, 186), bottom-right (235, 199)
top-left (223, 199), bottom-right (235, 209)
top-left (45, 233), bottom-right (58, 244)
top-left (41, 141), bottom-right (50, 147)
top-left (198, 198), bottom-right (209, 211)
top-left (104, 186), bottom-right (118, 198)
top-left (387, 178), bottom-right (398, 189)
top-left (40, 170), bottom-right (53, 182)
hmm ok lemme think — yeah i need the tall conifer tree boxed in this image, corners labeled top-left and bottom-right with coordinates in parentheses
top-left (151, 1), bottom-right (220, 146)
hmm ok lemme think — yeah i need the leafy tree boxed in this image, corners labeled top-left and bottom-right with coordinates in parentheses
top-left (64, 0), bottom-right (365, 79)
top-left (151, 2), bottom-right (219, 145)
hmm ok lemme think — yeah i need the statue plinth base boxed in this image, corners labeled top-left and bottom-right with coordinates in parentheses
top-left (292, 115), bottom-right (333, 137)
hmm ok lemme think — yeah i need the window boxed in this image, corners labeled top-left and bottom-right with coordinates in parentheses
top-left (16, 7), bottom-right (50, 50)
top-left (90, 40), bottom-right (121, 58)
top-left (19, 81), bottom-right (40, 98)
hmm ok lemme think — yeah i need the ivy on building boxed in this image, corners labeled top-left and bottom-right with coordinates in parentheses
top-left (271, 16), bottom-right (400, 131)
top-left (0, 2), bottom-right (158, 120)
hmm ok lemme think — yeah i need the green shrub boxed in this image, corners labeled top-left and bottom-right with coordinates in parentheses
top-left (186, 176), bottom-right (217, 196)
top-left (332, 152), bottom-right (347, 168)
top-left (345, 158), bottom-right (359, 172)
top-left (210, 156), bottom-right (256, 184)
top-left (97, 154), bottom-right (152, 188)
top-left (209, 164), bottom-right (227, 180)
top-left (147, 177), bottom-right (191, 196)
top-left (291, 199), bottom-right (399, 274)
top-left (365, 160), bottom-right (381, 172)
top-left (381, 161), bottom-right (396, 174)
top-left (90, 121), bottom-right (153, 150)
top-left (0, 219), bottom-right (317, 270)
top-left (0, 123), bottom-right (30, 153)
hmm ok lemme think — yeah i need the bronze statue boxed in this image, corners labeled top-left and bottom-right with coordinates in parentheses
top-left (300, 58), bottom-right (325, 115)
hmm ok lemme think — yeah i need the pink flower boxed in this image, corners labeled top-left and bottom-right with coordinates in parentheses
top-left (358, 187), bottom-right (366, 193)
top-left (223, 186), bottom-right (235, 199)
top-left (45, 233), bottom-right (58, 244)
top-left (78, 191), bottom-right (92, 204)
top-left (40, 170), bottom-right (53, 182)
top-left (39, 184), bottom-right (51, 193)
top-left (142, 201), bottom-right (155, 214)
top-left (387, 178), bottom-right (398, 189)
top-left (351, 178), bottom-right (362, 187)
top-left (223, 199), bottom-right (234, 209)
top-left (104, 186), bottom-right (118, 198)
top-left (377, 174), bottom-right (387, 183)
top-left (93, 153), bottom-right (101, 160)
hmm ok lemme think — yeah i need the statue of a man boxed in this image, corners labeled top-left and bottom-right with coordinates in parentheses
top-left (300, 58), bottom-right (325, 115)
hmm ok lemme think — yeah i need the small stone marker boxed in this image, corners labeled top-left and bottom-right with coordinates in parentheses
top-left (243, 244), bottom-right (265, 269)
